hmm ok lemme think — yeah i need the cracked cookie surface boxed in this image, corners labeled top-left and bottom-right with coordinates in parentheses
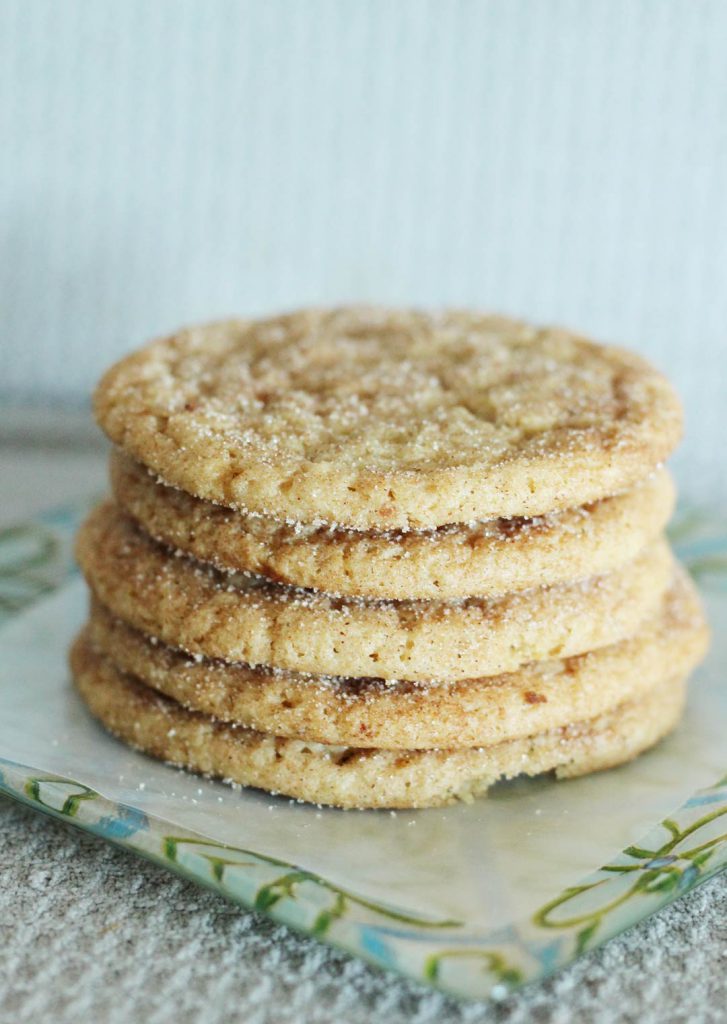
top-left (95, 307), bottom-right (682, 529)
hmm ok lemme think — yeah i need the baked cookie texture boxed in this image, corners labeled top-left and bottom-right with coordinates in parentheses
top-left (71, 635), bottom-right (689, 810)
top-left (94, 308), bottom-right (683, 530)
top-left (84, 569), bottom-right (707, 750)
top-left (75, 502), bottom-right (674, 682)
top-left (69, 306), bottom-right (706, 808)
top-left (111, 450), bottom-right (676, 600)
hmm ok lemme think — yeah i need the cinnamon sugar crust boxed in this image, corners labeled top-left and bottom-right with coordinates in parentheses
top-left (112, 450), bottom-right (675, 599)
top-left (75, 502), bottom-right (674, 682)
top-left (94, 307), bottom-right (682, 530)
top-left (84, 568), bottom-right (707, 749)
top-left (70, 635), bottom-right (689, 810)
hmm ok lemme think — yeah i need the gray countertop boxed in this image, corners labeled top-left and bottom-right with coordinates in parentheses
top-left (1, 430), bottom-right (725, 1024)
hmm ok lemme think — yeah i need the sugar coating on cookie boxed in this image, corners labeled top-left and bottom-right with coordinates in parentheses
top-left (112, 449), bottom-right (676, 599)
top-left (75, 502), bottom-right (674, 682)
top-left (73, 306), bottom-right (706, 810)
top-left (71, 635), bottom-right (688, 810)
top-left (84, 567), bottom-right (707, 749)
top-left (94, 307), bottom-right (683, 529)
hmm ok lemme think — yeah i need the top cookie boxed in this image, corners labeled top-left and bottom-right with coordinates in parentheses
top-left (94, 307), bottom-right (682, 529)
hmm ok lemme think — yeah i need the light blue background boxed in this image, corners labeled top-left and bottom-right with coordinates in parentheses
top-left (2, 1), bottom-right (725, 498)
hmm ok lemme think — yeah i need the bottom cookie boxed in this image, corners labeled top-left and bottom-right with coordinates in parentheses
top-left (70, 636), bottom-right (688, 810)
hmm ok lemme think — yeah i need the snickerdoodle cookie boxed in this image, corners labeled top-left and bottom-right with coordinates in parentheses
top-left (71, 306), bottom-right (704, 810)
top-left (111, 450), bottom-right (675, 600)
top-left (76, 502), bottom-right (673, 682)
top-left (71, 635), bottom-right (689, 810)
top-left (84, 567), bottom-right (707, 749)
top-left (94, 308), bottom-right (682, 530)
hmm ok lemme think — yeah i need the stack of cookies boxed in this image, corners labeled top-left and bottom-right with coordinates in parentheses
top-left (71, 308), bottom-right (708, 809)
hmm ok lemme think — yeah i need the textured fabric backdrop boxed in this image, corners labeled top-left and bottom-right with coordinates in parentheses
top-left (2, 0), bottom-right (726, 499)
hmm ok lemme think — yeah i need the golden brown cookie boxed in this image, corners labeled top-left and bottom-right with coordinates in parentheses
top-left (76, 502), bottom-right (674, 681)
top-left (70, 635), bottom-right (689, 809)
top-left (111, 451), bottom-right (675, 600)
top-left (94, 308), bottom-right (682, 529)
top-left (84, 568), bottom-right (707, 749)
